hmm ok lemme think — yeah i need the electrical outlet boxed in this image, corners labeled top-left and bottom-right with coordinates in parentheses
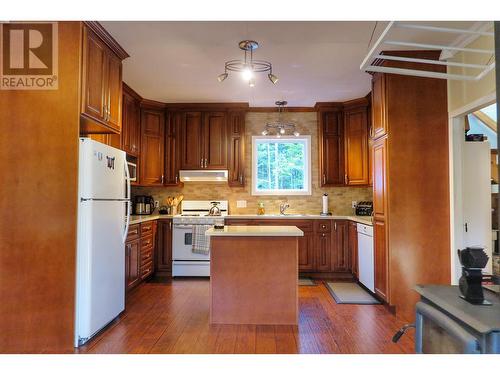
top-left (352, 201), bottom-right (357, 208)
top-left (236, 200), bottom-right (247, 208)
top-left (155, 200), bottom-right (159, 208)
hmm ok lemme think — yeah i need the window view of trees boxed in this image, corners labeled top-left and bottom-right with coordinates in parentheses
top-left (256, 139), bottom-right (306, 191)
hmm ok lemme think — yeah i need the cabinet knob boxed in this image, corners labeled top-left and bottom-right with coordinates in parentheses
top-left (322, 233), bottom-right (326, 237)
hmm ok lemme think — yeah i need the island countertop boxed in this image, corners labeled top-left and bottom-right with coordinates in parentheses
top-left (205, 225), bottom-right (304, 237)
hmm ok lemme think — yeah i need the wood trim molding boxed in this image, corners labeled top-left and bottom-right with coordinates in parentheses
top-left (248, 106), bottom-right (316, 113)
top-left (164, 102), bottom-right (250, 111)
top-left (123, 82), bottom-right (142, 101)
top-left (140, 98), bottom-right (167, 110)
top-left (83, 21), bottom-right (129, 60)
top-left (342, 97), bottom-right (370, 110)
top-left (314, 102), bottom-right (343, 111)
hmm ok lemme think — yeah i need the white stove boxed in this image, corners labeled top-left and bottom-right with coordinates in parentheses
top-left (172, 200), bottom-right (228, 277)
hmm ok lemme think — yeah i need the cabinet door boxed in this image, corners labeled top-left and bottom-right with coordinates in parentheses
top-left (180, 112), bottom-right (204, 169)
top-left (344, 107), bottom-right (369, 185)
top-left (121, 90), bottom-right (141, 156)
top-left (332, 220), bottom-right (350, 272)
top-left (227, 111), bottom-right (245, 186)
top-left (298, 231), bottom-right (315, 272)
top-left (155, 220), bottom-right (173, 276)
top-left (81, 27), bottom-right (107, 123)
top-left (348, 221), bottom-right (358, 278)
top-left (373, 137), bottom-right (387, 218)
top-left (105, 51), bottom-right (122, 132)
top-left (125, 239), bottom-right (141, 291)
top-left (164, 112), bottom-right (182, 185)
top-left (374, 218), bottom-right (388, 302)
top-left (371, 73), bottom-right (387, 140)
top-left (140, 109), bottom-right (165, 186)
top-left (203, 111), bottom-right (227, 169)
top-left (315, 232), bottom-right (332, 271)
top-left (320, 110), bottom-right (345, 186)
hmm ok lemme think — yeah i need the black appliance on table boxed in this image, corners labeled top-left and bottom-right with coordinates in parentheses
top-left (355, 201), bottom-right (373, 216)
top-left (133, 195), bottom-right (155, 215)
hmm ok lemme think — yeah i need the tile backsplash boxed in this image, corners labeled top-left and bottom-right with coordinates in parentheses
top-left (132, 112), bottom-right (372, 215)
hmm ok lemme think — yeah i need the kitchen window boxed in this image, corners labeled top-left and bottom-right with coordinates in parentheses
top-left (252, 136), bottom-right (311, 195)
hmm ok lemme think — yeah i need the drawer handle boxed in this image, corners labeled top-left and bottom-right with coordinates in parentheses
top-left (322, 224), bottom-right (326, 228)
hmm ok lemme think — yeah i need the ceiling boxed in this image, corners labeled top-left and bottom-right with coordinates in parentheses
top-left (101, 21), bottom-right (483, 107)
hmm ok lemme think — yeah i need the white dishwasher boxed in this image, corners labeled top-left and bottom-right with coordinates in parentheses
top-left (357, 223), bottom-right (374, 292)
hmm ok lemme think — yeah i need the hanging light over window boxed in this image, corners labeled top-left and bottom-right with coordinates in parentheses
top-left (261, 101), bottom-right (300, 137)
top-left (217, 40), bottom-right (279, 87)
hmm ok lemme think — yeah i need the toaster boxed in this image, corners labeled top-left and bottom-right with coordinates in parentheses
top-left (355, 201), bottom-right (373, 216)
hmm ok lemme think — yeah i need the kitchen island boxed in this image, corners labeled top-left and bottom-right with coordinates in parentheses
top-left (205, 225), bottom-right (303, 325)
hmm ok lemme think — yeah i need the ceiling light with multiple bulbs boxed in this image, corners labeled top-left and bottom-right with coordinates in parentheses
top-left (261, 101), bottom-right (300, 138)
top-left (217, 40), bottom-right (278, 87)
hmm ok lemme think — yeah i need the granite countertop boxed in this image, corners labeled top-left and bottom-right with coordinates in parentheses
top-left (130, 214), bottom-right (173, 225)
top-left (206, 225), bottom-right (304, 237)
top-left (130, 213), bottom-right (372, 226)
top-left (226, 214), bottom-right (373, 226)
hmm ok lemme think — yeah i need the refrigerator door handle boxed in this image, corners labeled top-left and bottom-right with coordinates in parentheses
top-left (122, 160), bottom-right (132, 243)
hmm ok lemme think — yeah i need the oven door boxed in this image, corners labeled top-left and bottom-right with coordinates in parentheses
top-left (172, 224), bottom-right (210, 261)
top-left (415, 302), bottom-right (481, 354)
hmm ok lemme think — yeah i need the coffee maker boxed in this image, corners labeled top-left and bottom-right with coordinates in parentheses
top-left (133, 195), bottom-right (155, 215)
top-left (457, 247), bottom-right (491, 305)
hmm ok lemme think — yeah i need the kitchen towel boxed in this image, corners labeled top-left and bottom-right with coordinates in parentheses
top-left (192, 224), bottom-right (212, 255)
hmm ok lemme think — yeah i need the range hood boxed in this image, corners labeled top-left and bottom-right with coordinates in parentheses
top-left (179, 170), bottom-right (228, 182)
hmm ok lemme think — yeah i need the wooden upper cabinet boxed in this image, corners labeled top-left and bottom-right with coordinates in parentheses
top-left (179, 110), bottom-right (229, 170)
top-left (80, 23), bottom-right (128, 135)
top-left (319, 110), bottom-right (345, 186)
top-left (203, 112), bottom-right (227, 169)
top-left (105, 53), bottom-right (122, 132)
top-left (371, 73), bottom-right (387, 140)
top-left (121, 86), bottom-right (141, 156)
top-left (164, 112), bottom-right (182, 185)
top-left (180, 112), bottom-right (204, 169)
top-left (227, 111), bottom-right (245, 187)
top-left (372, 136), bottom-right (387, 219)
top-left (81, 27), bottom-right (107, 124)
top-left (344, 103), bottom-right (369, 186)
top-left (140, 108), bottom-right (165, 186)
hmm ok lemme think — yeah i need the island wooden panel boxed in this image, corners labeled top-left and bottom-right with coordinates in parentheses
top-left (210, 237), bottom-right (298, 325)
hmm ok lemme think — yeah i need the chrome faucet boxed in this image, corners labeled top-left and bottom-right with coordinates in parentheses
top-left (279, 201), bottom-right (290, 215)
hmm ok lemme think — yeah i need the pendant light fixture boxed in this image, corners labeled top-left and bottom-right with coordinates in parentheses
top-left (218, 40), bottom-right (279, 87)
top-left (261, 101), bottom-right (300, 137)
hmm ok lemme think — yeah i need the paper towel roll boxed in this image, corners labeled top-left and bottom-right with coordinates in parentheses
top-left (322, 194), bottom-right (329, 214)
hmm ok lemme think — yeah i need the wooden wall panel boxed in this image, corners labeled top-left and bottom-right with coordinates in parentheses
top-left (384, 52), bottom-right (451, 321)
top-left (0, 22), bottom-right (81, 353)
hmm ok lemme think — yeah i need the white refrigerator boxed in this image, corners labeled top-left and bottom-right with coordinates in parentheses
top-left (75, 138), bottom-right (131, 347)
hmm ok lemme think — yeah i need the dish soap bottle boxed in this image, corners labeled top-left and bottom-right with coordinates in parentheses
top-left (257, 202), bottom-right (265, 215)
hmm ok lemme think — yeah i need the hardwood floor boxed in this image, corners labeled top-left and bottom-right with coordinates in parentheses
top-left (77, 279), bottom-right (414, 354)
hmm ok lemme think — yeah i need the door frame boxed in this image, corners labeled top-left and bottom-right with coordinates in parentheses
top-left (448, 91), bottom-right (496, 284)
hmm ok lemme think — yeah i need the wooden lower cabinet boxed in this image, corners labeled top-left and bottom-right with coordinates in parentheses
top-left (225, 218), bottom-right (355, 274)
top-left (332, 220), bottom-right (350, 272)
top-left (348, 221), bottom-right (358, 278)
top-left (155, 219), bottom-right (173, 277)
top-left (125, 237), bottom-right (141, 290)
top-left (373, 217), bottom-right (388, 301)
top-left (125, 221), bottom-right (157, 292)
